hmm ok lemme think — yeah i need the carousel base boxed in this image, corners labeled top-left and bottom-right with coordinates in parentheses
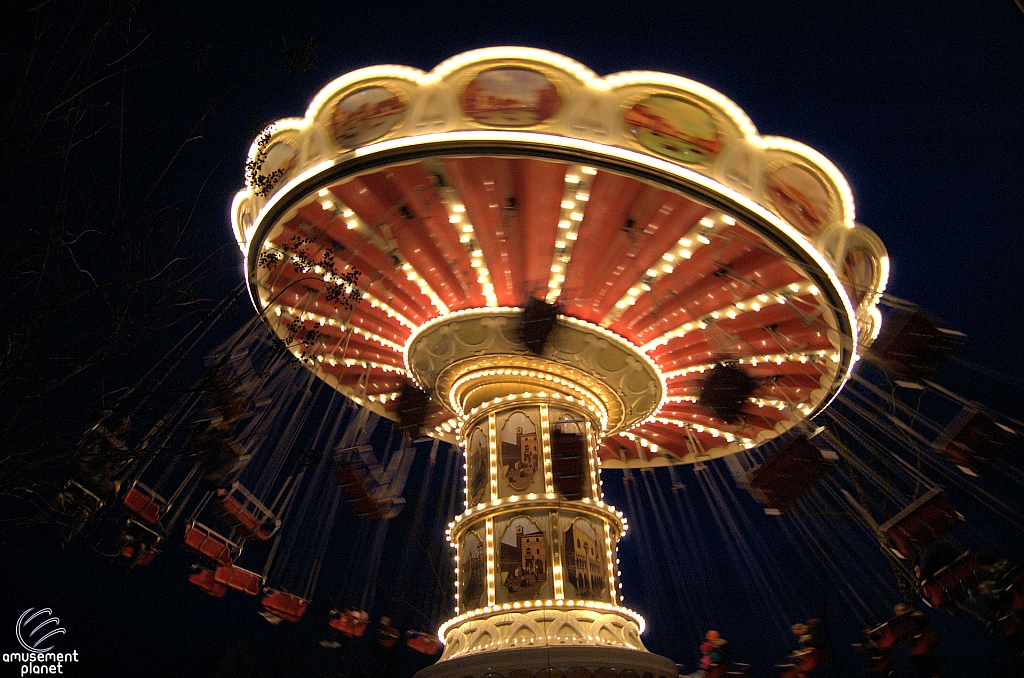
top-left (414, 645), bottom-right (679, 678)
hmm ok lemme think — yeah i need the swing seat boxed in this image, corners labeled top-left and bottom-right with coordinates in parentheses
top-left (378, 623), bottom-right (400, 648)
top-left (334, 446), bottom-right (406, 519)
top-left (725, 664), bottom-right (750, 677)
top-left (865, 652), bottom-right (895, 672)
top-left (406, 631), bottom-right (442, 655)
top-left (189, 567), bottom-right (228, 598)
top-left (122, 483), bottom-right (167, 525)
top-left (67, 479), bottom-right (106, 510)
top-left (704, 664), bottom-right (727, 678)
top-left (261, 590), bottom-right (308, 623)
top-left (866, 612), bottom-right (919, 649)
top-left (329, 610), bottom-right (369, 638)
top-left (747, 435), bottom-right (834, 513)
top-left (879, 489), bottom-right (962, 560)
top-left (1006, 572), bottom-right (1024, 612)
top-left (996, 611), bottom-right (1022, 638)
top-left (214, 564), bottom-right (263, 596)
top-left (921, 551), bottom-right (980, 608)
top-left (909, 626), bottom-right (939, 655)
top-left (184, 522), bottom-right (236, 566)
top-left (213, 483), bottom-right (280, 540)
top-left (120, 543), bottom-right (158, 566)
top-left (792, 647), bottom-right (821, 671)
top-left (935, 409), bottom-right (1011, 476)
top-left (866, 308), bottom-right (959, 383)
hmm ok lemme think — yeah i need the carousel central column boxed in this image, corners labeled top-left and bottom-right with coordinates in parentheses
top-left (406, 309), bottom-right (677, 677)
top-left (418, 396), bottom-right (675, 676)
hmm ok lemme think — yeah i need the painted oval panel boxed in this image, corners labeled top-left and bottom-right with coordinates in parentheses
top-left (330, 87), bottom-right (405, 148)
top-left (625, 95), bottom-right (722, 164)
top-left (461, 68), bottom-right (561, 127)
top-left (766, 164), bottom-right (831, 237)
top-left (842, 247), bottom-right (877, 306)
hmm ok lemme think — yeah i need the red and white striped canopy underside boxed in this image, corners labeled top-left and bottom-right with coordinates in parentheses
top-left (254, 156), bottom-right (841, 466)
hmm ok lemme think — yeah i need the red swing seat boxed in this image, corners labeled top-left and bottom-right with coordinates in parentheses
top-left (406, 631), bottom-right (443, 655)
top-left (909, 625), bottom-right (939, 655)
top-left (213, 482), bottom-right (279, 540)
top-left (184, 522), bottom-right (236, 566)
top-left (334, 446), bottom-right (406, 519)
top-left (866, 308), bottom-right (959, 383)
top-left (122, 483), bottom-right (168, 525)
top-left (189, 567), bottom-right (228, 598)
top-left (866, 612), bottom-right (919, 649)
top-left (747, 436), bottom-right (835, 514)
top-left (935, 409), bottom-right (1011, 476)
top-left (879, 489), bottom-right (962, 560)
top-left (704, 664), bottom-right (727, 678)
top-left (1006, 572), bottom-right (1024, 612)
top-left (921, 552), bottom-right (981, 608)
top-left (778, 648), bottom-right (821, 677)
top-left (329, 609), bottom-right (370, 638)
top-left (214, 564), bottom-right (263, 596)
top-left (261, 590), bottom-right (309, 623)
top-left (120, 543), bottom-right (158, 566)
top-left (378, 622), bottom-right (400, 647)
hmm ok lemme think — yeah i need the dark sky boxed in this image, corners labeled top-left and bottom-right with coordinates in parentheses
top-left (3, 1), bottom-right (1024, 677)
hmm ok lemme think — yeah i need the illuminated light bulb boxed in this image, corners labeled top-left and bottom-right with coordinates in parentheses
top-left (342, 208), bottom-right (354, 218)
top-left (453, 204), bottom-right (465, 213)
top-left (561, 200), bottom-right (575, 209)
top-left (318, 188), bottom-right (330, 197)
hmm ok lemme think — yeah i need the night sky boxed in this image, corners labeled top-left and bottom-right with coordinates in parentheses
top-left (3, 1), bottom-right (1024, 677)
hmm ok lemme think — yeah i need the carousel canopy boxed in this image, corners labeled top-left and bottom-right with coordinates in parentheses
top-left (231, 48), bottom-right (889, 468)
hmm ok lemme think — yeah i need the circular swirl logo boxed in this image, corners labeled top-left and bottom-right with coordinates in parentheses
top-left (16, 608), bottom-right (65, 653)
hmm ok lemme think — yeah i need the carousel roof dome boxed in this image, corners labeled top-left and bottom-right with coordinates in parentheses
top-left (230, 47), bottom-right (889, 467)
